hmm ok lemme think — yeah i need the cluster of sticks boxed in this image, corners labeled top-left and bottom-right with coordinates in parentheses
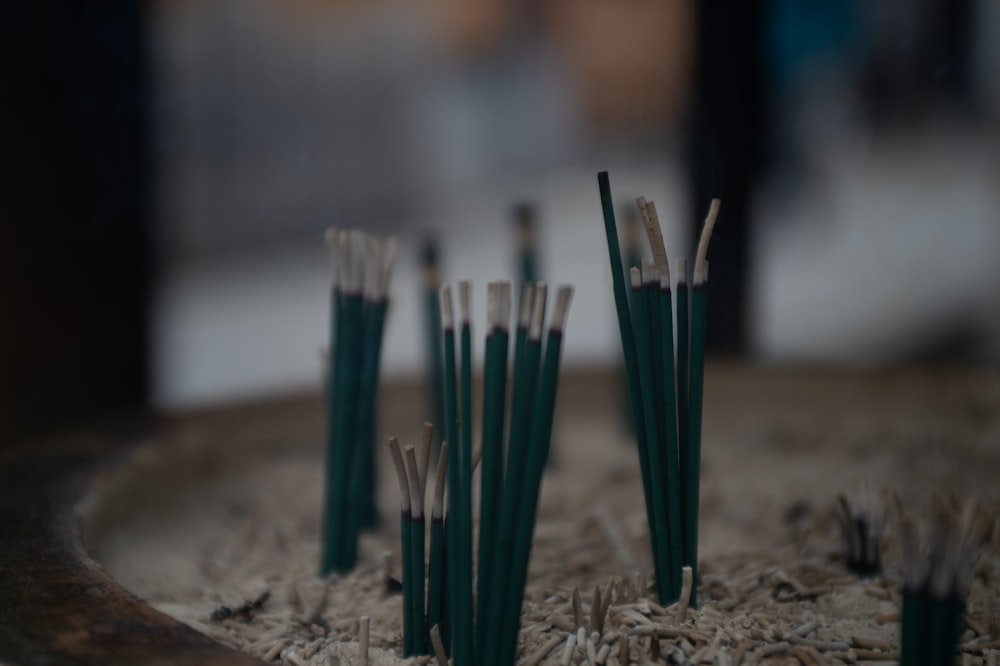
top-left (387, 425), bottom-right (444, 658)
top-left (320, 229), bottom-right (397, 576)
top-left (597, 171), bottom-right (719, 607)
top-left (390, 280), bottom-right (574, 665)
top-left (885, 491), bottom-right (994, 666)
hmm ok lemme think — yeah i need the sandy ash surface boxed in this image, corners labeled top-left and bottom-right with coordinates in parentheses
top-left (81, 365), bottom-right (1000, 665)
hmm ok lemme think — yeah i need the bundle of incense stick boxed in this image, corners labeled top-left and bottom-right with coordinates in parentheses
top-left (886, 491), bottom-right (993, 666)
top-left (320, 229), bottom-right (397, 575)
top-left (597, 171), bottom-right (719, 607)
top-left (418, 280), bottom-right (573, 666)
top-left (387, 425), bottom-right (435, 657)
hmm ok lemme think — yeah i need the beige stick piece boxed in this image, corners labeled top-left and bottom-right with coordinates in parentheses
top-left (756, 641), bottom-right (790, 658)
top-left (387, 437), bottom-right (411, 515)
top-left (589, 585), bottom-right (602, 635)
top-left (525, 635), bottom-right (564, 666)
top-left (376, 235), bottom-right (398, 300)
top-left (358, 616), bottom-right (370, 666)
top-left (572, 587), bottom-right (584, 629)
top-left (693, 198), bottom-right (720, 285)
top-left (559, 634), bottom-right (577, 666)
top-left (619, 634), bottom-right (630, 665)
top-left (404, 445), bottom-right (424, 521)
top-left (364, 235), bottom-right (382, 301)
top-left (429, 625), bottom-right (448, 666)
top-left (635, 196), bottom-right (670, 283)
top-left (676, 566), bottom-right (694, 623)
top-left (787, 635), bottom-right (850, 652)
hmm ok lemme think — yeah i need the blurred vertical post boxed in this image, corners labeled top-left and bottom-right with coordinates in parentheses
top-left (688, 0), bottom-right (768, 355)
top-left (0, 0), bottom-right (151, 446)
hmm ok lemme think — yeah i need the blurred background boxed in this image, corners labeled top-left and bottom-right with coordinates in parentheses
top-left (2, 0), bottom-right (999, 443)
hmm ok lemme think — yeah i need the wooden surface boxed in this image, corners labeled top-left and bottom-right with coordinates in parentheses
top-left (0, 424), bottom-right (264, 666)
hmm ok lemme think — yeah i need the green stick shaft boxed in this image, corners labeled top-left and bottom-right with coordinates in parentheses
top-left (632, 280), bottom-right (671, 605)
top-left (401, 510), bottom-right (414, 656)
top-left (427, 516), bottom-right (447, 653)
top-left (441, 321), bottom-right (460, 657)
top-left (476, 328), bottom-right (509, 658)
top-left (410, 513), bottom-right (426, 655)
top-left (685, 282), bottom-right (708, 602)
top-left (354, 298), bottom-right (387, 536)
top-left (454, 321), bottom-right (474, 665)
top-left (657, 284), bottom-right (684, 599)
top-left (675, 275), bottom-right (690, 569)
top-left (596, 172), bottom-right (655, 549)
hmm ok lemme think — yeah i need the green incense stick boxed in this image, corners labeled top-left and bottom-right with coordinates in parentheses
top-left (387, 437), bottom-right (414, 656)
top-left (454, 281), bottom-right (474, 666)
top-left (426, 442), bottom-right (449, 654)
top-left (684, 200), bottom-right (719, 603)
top-left (498, 285), bottom-right (573, 666)
top-left (675, 257), bottom-right (690, 569)
top-left (597, 172), bottom-right (656, 563)
top-left (657, 274), bottom-right (684, 598)
top-left (404, 445), bottom-right (427, 655)
top-left (439, 284), bottom-right (460, 658)
top-left (476, 282), bottom-right (511, 659)
top-left (353, 293), bottom-right (387, 532)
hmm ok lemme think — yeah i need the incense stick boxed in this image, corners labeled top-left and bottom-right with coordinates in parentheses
top-left (476, 281), bottom-right (511, 656)
top-left (454, 280), bottom-right (474, 665)
top-left (685, 199), bottom-right (719, 600)
top-left (387, 436), bottom-right (413, 655)
top-left (426, 442), bottom-right (449, 653)
top-left (404, 444), bottom-right (427, 655)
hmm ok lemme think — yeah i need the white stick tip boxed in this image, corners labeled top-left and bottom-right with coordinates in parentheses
top-left (486, 282), bottom-right (498, 329)
top-left (496, 280), bottom-right (512, 331)
top-left (439, 284), bottom-right (454, 329)
top-left (550, 285), bottom-right (574, 332)
top-left (458, 279), bottom-right (472, 325)
top-left (676, 257), bottom-right (688, 283)
top-left (529, 282), bottom-right (548, 340)
top-left (640, 258), bottom-right (658, 285)
top-left (694, 260), bottom-right (709, 286)
top-left (518, 282), bottom-right (536, 328)
top-left (629, 267), bottom-right (641, 289)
